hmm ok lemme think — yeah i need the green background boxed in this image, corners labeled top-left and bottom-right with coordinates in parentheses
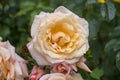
top-left (0, 0), bottom-right (120, 80)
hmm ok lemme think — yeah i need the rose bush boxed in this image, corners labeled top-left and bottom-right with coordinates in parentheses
top-left (27, 6), bottom-right (89, 65)
top-left (0, 41), bottom-right (28, 80)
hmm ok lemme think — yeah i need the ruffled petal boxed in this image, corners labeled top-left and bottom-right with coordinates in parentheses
top-left (27, 41), bottom-right (50, 65)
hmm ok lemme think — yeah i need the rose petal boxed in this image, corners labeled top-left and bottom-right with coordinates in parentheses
top-left (40, 73), bottom-right (66, 80)
top-left (27, 42), bottom-right (50, 65)
top-left (31, 12), bottom-right (49, 38)
top-left (71, 73), bottom-right (83, 80)
top-left (14, 61), bottom-right (23, 76)
top-left (19, 63), bottom-right (28, 77)
top-left (77, 56), bottom-right (91, 72)
top-left (55, 6), bottom-right (89, 37)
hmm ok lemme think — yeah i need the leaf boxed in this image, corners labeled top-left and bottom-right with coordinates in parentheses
top-left (100, 4), bottom-right (107, 18)
top-left (109, 26), bottom-right (120, 38)
top-left (0, 27), bottom-right (10, 37)
top-left (105, 39), bottom-right (120, 52)
top-left (116, 52), bottom-right (120, 71)
top-left (89, 19), bottom-right (100, 39)
top-left (106, 1), bottom-right (116, 20)
top-left (16, 1), bottom-right (35, 16)
top-left (104, 39), bottom-right (116, 52)
top-left (86, 0), bottom-right (97, 4)
top-left (85, 49), bottom-right (92, 58)
top-left (90, 68), bottom-right (104, 80)
top-left (0, 36), bottom-right (2, 41)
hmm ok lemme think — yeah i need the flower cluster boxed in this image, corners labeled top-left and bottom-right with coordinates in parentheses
top-left (27, 6), bottom-right (91, 80)
top-left (0, 6), bottom-right (91, 80)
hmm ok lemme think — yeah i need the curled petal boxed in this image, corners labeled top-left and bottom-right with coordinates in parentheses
top-left (77, 56), bottom-right (91, 72)
top-left (30, 66), bottom-right (46, 80)
top-left (40, 73), bottom-right (66, 80)
top-left (51, 62), bottom-right (72, 76)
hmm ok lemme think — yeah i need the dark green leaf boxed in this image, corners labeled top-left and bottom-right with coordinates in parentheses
top-left (104, 39), bottom-right (116, 52)
top-left (107, 1), bottom-right (116, 20)
top-left (116, 52), bottom-right (120, 71)
top-left (86, 0), bottom-right (97, 4)
top-left (90, 68), bottom-right (104, 80)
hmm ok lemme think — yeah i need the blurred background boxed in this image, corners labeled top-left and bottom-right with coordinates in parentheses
top-left (0, 0), bottom-right (120, 80)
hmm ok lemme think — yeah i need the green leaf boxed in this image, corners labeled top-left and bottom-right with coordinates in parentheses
top-left (109, 26), bottom-right (120, 38)
top-left (100, 4), bottom-right (107, 18)
top-left (0, 27), bottom-right (10, 37)
top-left (89, 19), bottom-right (100, 39)
top-left (104, 39), bottom-right (116, 52)
top-left (16, 1), bottom-right (35, 16)
top-left (105, 39), bottom-right (120, 52)
top-left (116, 52), bottom-right (120, 71)
top-left (90, 68), bottom-right (104, 80)
top-left (106, 1), bottom-right (116, 20)
top-left (45, 66), bottom-right (50, 73)
top-left (86, 0), bottom-right (97, 4)
top-left (85, 49), bottom-right (92, 58)
top-left (0, 36), bottom-right (2, 41)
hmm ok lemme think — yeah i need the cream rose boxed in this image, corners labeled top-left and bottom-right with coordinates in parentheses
top-left (27, 6), bottom-right (89, 65)
top-left (39, 73), bottom-right (66, 80)
top-left (39, 73), bottom-right (83, 80)
top-left (0, 41), bottom-right (28, 80)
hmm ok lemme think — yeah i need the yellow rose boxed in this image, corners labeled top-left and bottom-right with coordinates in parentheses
top-left (0, 41), bottom-right (28, 80)
top-left (27, 6), bottom-right (89, 65)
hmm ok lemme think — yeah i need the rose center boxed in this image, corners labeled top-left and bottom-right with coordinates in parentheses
top-left (45, 23), bottom-right (80, 53)
top-left (52, 32), bottom-right (70, 47)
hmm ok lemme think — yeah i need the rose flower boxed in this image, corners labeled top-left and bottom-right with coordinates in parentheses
top-left (39, 73), bottom-right (83, 80)
top-left (0, 41), bottom-right (28, 80)
top-left (27, 6), bottom-right (89, 65)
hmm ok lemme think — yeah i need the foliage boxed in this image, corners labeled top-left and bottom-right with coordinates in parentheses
top-left (0, 0), bottom-right (120, 80)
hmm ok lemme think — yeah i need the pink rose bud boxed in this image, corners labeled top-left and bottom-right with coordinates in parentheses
top-left (51, 62), bottom-right (74, 76)
top-left (30, 66), bottom-right (46, 80)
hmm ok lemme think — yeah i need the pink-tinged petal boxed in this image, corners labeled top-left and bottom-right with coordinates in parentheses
top-left (14, 61), bottom-right (23, 76)
top-left (27, 42), bottom-right (50, 65)
top-left (0, 56), bottom-right (2, 62)
top-left (31, 12), bottom-right (48, 38)
top-left (30, 75), bottom-right (36, 80)
top-left (19, 63), bottom-right (28, 77)
top-left (31, 15), bottom-right (41, 38)
top-left (70, 64), bottom-right (77, 72)
top-left (40, 73), bottom-right (66, 80)
top-left (6, 41), bottom-right (16, 60)
top-left (77, 62), bottom-right (91, 72)
top-left (30, 66), bottom-right (46, 80)
top-left (51, 62), bottom-right (72, 76)
top-left (0, 47), bottom-right (10, 61)
top-left (55, 6), bottom-right (89, 37)
top-left (15, 54), bottom-right (28, 63)
top-left (0, 41), bottom-right (28, 79)
top-left (77, 56), bottom-right (91, 72)
top-left (71, 73), bottom-right (83, 80)
top-left (7, 64), bottom-right (15, 80)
